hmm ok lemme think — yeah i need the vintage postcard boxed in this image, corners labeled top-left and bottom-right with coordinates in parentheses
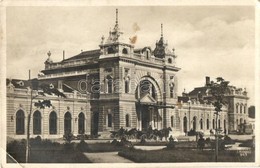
top-left (0, 0), bottom-right (259, 167)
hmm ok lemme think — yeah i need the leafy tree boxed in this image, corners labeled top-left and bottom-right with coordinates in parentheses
top-left (206, 77), bottom-right (229, 162)
top-left (26, 78), bottom-right (66, 163)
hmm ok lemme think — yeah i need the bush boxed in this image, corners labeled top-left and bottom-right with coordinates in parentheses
top-left (7, 140), bottom-right (26, 162)
top-left (76, 140), bottom-right (90, 152)
top-left (166, 141), bottom-right (175, 149)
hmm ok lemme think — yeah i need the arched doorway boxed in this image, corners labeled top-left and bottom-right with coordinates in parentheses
top-left (33, 111), bottom-right (41, 134)
top-left (135, 77), bottom-right (161, 131)
top-left (64, 112), bottom-right (72, 134)
top-left (183, 116), bottom-right (187, 133)
top-left (78, 112), bottom-right (85, 134)
top-left (16, 110), bottom-right (25, 135)
top-left (193, 116), bottom-right (197, 131)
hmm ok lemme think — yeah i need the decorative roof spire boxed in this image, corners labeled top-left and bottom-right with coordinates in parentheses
top-left (116, 8), bottom-right (118, 25)
top-left (161, 23), bottom-right (163, 38)
top-left (106, 9), bottom-right (123, 43)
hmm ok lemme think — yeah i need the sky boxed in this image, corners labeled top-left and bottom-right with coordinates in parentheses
top-left (6, 6), bottom-right (255, 105)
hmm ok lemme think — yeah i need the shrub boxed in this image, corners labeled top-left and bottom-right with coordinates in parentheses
top-left (76, 140), bottom-right (90, 152)
top-left (166, 141), bottom-right (175, 149)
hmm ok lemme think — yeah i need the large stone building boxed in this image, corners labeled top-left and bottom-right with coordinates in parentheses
top-left (7, 9), bottom-right (180, 139)
top-left (6, 9), bottom-right (250, 139)
top-left (176, 77), bottom-right (249, 135)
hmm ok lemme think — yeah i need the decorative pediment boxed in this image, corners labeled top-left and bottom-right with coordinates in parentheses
top-left (140, 93), bottom-right (156, 104)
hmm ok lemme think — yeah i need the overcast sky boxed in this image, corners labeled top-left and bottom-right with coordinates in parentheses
top-left (6, 6), bottom-right (255, 105)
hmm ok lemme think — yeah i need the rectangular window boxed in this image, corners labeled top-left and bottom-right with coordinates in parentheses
top-left (108, 114), bottom-right (112, 127)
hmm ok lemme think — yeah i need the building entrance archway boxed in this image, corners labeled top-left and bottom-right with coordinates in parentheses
top-left (135, 77), bottom-right (162, 131)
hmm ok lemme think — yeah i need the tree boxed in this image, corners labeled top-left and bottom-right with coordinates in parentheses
top-left (26, 78), bottom-right (66, 163)
top-left (206, 77), bottom-right (229, 162)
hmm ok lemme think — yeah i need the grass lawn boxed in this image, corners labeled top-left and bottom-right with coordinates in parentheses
top-left (7, 140), bottom-right (92, 163)
top-left (118, 148), bottom-right (255, 162)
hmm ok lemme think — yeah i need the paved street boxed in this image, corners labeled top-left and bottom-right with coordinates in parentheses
top-left (83, 152), bottom-right (134, 163)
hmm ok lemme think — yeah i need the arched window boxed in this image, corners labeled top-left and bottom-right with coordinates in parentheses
top-left (168, 58), bottom-right (172, 64)
top-left (171, 116), bottom-right (174, 127)
top-left (193, 116), bottom-right (197, 131)
top-left (78, 112), bottom-right (85, 134)
top-left (236, 104), bottom-right (239, 113)
top-left (16, 110), bottom-right (25, 135)
top-left (33, 111), bottom-right (41, 134)
top-left (212, 119), bottom-right (215, 129)
top-left (49, 111), bottom-right (57, 134)
top-left (125, 114), bottom-right (130, 127)
top-left (240, 104), bottom-right (243, 113)
top-left (200, 119), bottom-right (203, 130)
top-left (183, 116), bottom-right (187, 133)
top-left (122, 48), bottom-right (128, 54)
top-left (206, 119), bottom-right (209, 130)
top-left (106, 75), bottom-right (113, 93)
top-left (125, 78), bottom-right (130, 93)
top-left (64, 112), bottom-right (72, 134)
top-left (170, 85), bottom-right (174, 98)
top-left (108, 114), bottom-right (112, 127)
top-left (107, 47), bottom-right (115, 54)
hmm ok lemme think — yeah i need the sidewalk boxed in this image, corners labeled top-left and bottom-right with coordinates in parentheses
top-left (83, 152), bottom-right (134, 163)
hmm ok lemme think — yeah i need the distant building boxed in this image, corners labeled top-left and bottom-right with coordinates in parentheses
top-left (177, 77), bottom-right (249, 134)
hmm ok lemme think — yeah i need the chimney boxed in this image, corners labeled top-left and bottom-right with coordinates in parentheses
top-left (63, 50), bottom-right (65, 60)
top-left (206, 76), bottom-right (210, 86)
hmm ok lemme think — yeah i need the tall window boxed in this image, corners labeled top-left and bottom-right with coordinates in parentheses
top-left (33, 111), bottom-right (41, 134)
top-left (170, 86), bottom-right (174, 98)
top-left (108, 114), bottom-right (112, 127)
top-left (218, 119), bottom-right (221, 129)
top-left (49, 111), bottom-right (57, 134)
top-left (125, 79), bottom-right (130, 93)
top-left (125, 114), bottom-right (130, 127)
top-left (16, 110), bottom-right (25, 135)
top-left (224, 119), bottom-right (226, 130)
top-left (244, 105), bottom-right (247, 114)
top-left (206, 119), bottom-right (209, 130)
top-left (200, 119), bottom-right (203, 130)
top-left (78, 112), bottom-right (85, 134)
top-left (193, 116), bottom-right (197, 131)
top-left (236, 104), bottom-right (238, 113)
top-left (212, 119), bottom-right (215, 129)
top-left (106, 76), bottom-right (113, 93)
top-left (64, 112), bottom-right (72, 134)
top-left (240, 105), bottom-right (243, 113)
top-left (171, 116), bottom-right (174, 127)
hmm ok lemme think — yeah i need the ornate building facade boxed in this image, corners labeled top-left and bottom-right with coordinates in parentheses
top-left (7, 9), bottom-right (180, 139)
top-left (6, 9), bottom-right (250, 139)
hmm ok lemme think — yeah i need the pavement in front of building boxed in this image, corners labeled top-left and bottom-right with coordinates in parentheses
top-left (83, 152), bottom-right (134, 163)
